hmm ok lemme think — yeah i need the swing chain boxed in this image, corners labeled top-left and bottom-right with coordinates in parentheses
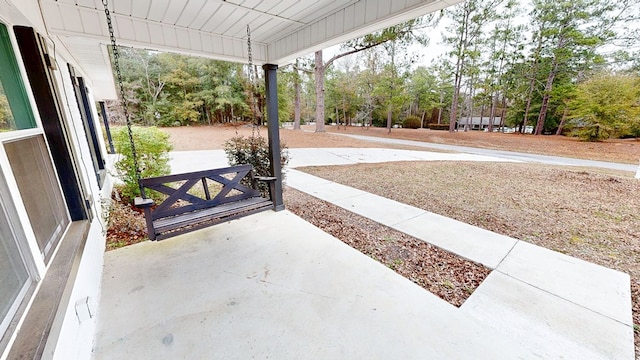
top-left (246, 25), bottom-right (260, 135)
top-left (246, 25), bottom-right (254, 86)
top-left (102, 0), bottom-right (146, 198)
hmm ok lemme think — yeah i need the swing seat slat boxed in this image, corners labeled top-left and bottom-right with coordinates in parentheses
top-left (135, 164), bottom-right (276, 241)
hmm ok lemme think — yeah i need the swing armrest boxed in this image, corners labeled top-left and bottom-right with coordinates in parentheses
top-left (254, 177), bottom-right (277, 202)
top-left (134, 197), bottom-right (154, 208)
top-left (255, 176), bottom-right (277, 182)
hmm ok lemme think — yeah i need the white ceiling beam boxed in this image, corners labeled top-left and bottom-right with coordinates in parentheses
top-left (41, 1), bottom-right (269, 63)
top-left (214, 0), bottom-right (305, 26)
top-left (268, 0), bottom-right (464, 64)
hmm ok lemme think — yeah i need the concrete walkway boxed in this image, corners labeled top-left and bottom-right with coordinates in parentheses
top-left (329, 131), bottom-right (638, 172)
top-left (168, 147), bottom-right (520, 175)
top-left (94, 147), bottom-right (635, 359)
top-left (286, 169), bottom-right (634, 359)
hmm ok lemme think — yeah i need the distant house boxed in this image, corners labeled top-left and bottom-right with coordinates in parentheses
top-left (456, 117), bottom-right (502, 131)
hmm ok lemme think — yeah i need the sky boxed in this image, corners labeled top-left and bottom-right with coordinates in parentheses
top-left (322, 1), bottom-right (640, 72)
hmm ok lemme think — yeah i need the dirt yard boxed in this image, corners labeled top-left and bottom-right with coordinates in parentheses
top-left (162, 123), bottom-right (640, 164)
top-left (115, 124), bottom-right (638, 355)
top-left (162, 124), bottom-right (380, 150)
top-left (161, 123), bottom-right (453, 153)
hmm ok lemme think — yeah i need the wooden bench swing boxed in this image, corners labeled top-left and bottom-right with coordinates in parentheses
top-left (103, 2), bottom-right (277, 241)
top-left (134, 165), bottom-right (276, 241)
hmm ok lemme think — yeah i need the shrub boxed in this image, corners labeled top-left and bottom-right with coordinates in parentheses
top-left (113, 126), bottom-right (172, 199)
top-left (573, 124), bottom-right (613, 142)
top-left (402, 115), bottom-right (422, 129)
top-left (427, 123), bottom-right (450, 131)
top-left (104, 199), bottom-right (148, 250)
top-left (223, 135), bottom-right (289, 195)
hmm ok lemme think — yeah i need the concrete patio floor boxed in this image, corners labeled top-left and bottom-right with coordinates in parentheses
top-left (94, 211), bottom-right (529, 359)
top-left (94, 147), bottom-right (635, 359)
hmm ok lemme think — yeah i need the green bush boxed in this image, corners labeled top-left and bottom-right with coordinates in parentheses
top-left (573, 124), bottom-right (613, 142)
top-left (113, 126), bottom-right (172, 199)
top-left (427, 123), bottom-right (450, 131)
top-left (223, 135), bottom-right (289, 195)
top-left (402, 115), bottom-right (422, 129)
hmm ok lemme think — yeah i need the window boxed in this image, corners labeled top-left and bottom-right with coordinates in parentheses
top-left (4, 135), bottom-right (70, 263)
top-left (0, 172), bottom-right (32, 345)
top-left (0, 23), bottom-right (36, 132)
top-left (0, 82), bottom-right (15, 131)
top-left (68, 65), bottom-right (106, 188)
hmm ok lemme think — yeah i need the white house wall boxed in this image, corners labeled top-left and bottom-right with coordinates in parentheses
top-left (39, 36), bottom-right (112, 360)
top-left (0, 6), bottom-right (112, 360)
top-left (42, 219), bottom-right (106, 360)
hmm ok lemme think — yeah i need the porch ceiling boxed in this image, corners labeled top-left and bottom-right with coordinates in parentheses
top-left (28, 0), bottom-right (462, 99)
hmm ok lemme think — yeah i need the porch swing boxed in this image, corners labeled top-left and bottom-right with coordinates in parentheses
top-left (102, 1), bottom-right (277, 241)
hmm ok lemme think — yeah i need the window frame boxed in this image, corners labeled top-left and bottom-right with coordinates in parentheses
top-left (0, 23), bottom-right (36, 132)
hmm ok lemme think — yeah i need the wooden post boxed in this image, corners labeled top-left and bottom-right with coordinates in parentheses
top-left (263, 64), bottom-right (284, 211)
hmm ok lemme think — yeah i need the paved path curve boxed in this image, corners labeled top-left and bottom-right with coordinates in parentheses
top-left (330, 132), bottom-right (639, 172)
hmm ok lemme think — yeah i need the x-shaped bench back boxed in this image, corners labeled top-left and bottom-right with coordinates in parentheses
top-left (139, 165), bottom-right (262, 220)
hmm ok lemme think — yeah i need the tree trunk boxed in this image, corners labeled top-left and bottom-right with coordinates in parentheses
top-left (522, 64), bottom-right (537, 134)
top-left (294, 59), bottom-right (301, 130)
top-left (314, 50), bottom-right (326, 132)
top-left (500, 97), bottom-right (507, 132)
top-left (465, 82), bottom-right (473, 132)
top-left (522, 75), bottom-right (535, 134)
top-left (387, 42), bottom-right (397, 134)
top-left (437, 91), bottom-right (444, 125)
top-left (523, 21), bottom-right (546, 135)
top-left (449, 6), bottom-right (471, 133)
top-left (488, 94), bottom-right (496, 132)
top-left (342, 95), bottom-right (347, 127)
top-left (450, 58), bottom-right (464, 132)
top-left (204, 105), bottom-right (211, 126)
top-left (556, 106), bottom-right (569, 135)
top-left (535, 60), bottom-right (559, 135)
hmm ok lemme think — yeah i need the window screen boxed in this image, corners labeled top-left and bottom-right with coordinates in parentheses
top-left (4, 135), bottom-right (70, 263)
